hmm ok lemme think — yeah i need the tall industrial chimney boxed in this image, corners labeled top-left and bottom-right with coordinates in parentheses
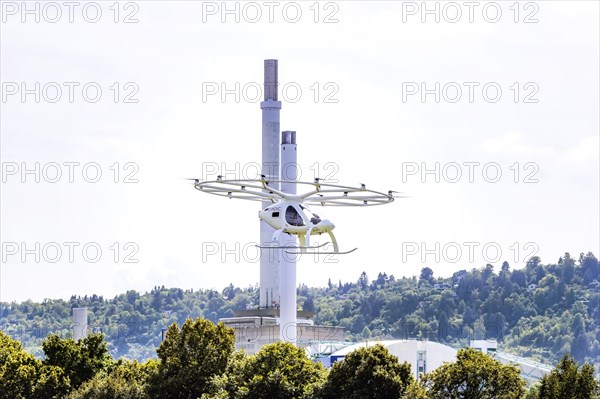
top-left (72, 307), bottom-right (88, 341)
top-left (264, 60), bottom-right (278, 102)
top-left (259, 60), bottom-right (282, 309)
top-left (279, 130), bottom-right (298, 344)
top-left (217, 60), bottom-right (346, 353)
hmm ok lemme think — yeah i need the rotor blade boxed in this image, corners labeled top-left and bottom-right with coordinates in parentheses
top-left (388, 191), bottom-right (411, 198)
top-left (199, 191), bottom-right (277, 202)
top-left (199, 185), bottom-right (279, 199)
top-left (299, 187), bottom-right (367, 199)
top-left (285, 248), bottom-right (358, 255)
top-left (252, 179), bottom-right (289, 199)
top-left (302, 195), bottom-right (394, 206)
top-left (255, 242), bottom-right (330, 250)
top-left (303, 195), bottom-right (392, 202)
top-left (263, 180), bottom-right (378, 198)
top-left (194, 179), bottom-right (287, 203)
top-left (198, 179), bottom-right (289, 200)
top-left (303, 199), bottom-right (391, 206)
top-left (199, 191), bottom-right (270, 202)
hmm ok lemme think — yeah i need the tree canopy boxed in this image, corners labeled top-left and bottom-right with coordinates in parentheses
top-left (239, 341), bottom-right (326, 399)
top-left (423, 348), bottom-right (526, 399)
top-left (535, 354), bottom-right (600, 399)
top-left (320, 344), bottom-right (413, 399)
top-left (147, 318), bottom-right (235, 399)
top-left (2, 319), bottom-right (600, 399)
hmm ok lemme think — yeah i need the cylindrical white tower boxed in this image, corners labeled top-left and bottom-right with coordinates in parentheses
top-left (73, 307), bottom-right (88, 341)
top-left (259, 59), bottom-right (282, 309)
top-left (279, 130), bottom-right (297, 344)
top-left (280, 131), bottom-right (297, 193)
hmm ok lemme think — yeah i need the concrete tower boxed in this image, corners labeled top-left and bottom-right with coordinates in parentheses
top-left (259, 59), bottom-right (282, 309)
top-left (218, 61), bottom-right (344, 354)
top-left (279, 131), bottom-right (297, 344)
top-left (72, 307), bottom-right (88, 341)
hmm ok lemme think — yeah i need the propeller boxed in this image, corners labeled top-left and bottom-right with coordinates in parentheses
top-left (313, 177), bottom-right (336, 184)
top-left (388, 190), bottom-right (410, 198)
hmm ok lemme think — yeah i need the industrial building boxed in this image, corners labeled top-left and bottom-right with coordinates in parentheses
top-left (220, 308), bottom-right (344, 355)
top-left (328, 339), bottom-right (458, 379)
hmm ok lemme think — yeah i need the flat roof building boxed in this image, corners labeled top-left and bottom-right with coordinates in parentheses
top-left (329, 339), bottom-right (458, 379)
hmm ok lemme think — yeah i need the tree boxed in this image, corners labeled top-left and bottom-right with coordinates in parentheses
top-left (151, 289), bottom-right (162, 311)
top-left (0, 330), bottom-right (40, 399)
top-left (42, 333), bottom-right (110, 391)
top-left (420, 267), bottom-right (434, 283)
top-left (536, 355), bottom-right (599, 399)
top-left (303, 296), bottom-right (315, 313)
top-left (201, 350), bottom-right (249, 399)
top-left (482, 264), bottom-right (495, 281)
top-left (525, 385), bottom-right (540, 399)
top-left (148, 318), bottom-right (235, 399)
top-left (562, 259), bottom-right (575, 284)
top-left (423, 348), bottom-right (525, 399)
top-left (351, 315), bottom-right (366, 334)
top-left (499, 262), bottom-right (511, 286)
top-left (238, 341), bottom-right (326, 399)
top-left (580, 252), bottom-right (600, 284)
top-left (34, 365), bottom-right (71, 399)
top-left (375, 273), bottom-right (388, 288)
top-left (404, 380), bottom-right (428, 399)
top-left (510, 269), bottom-right (527, 287)
top-left (319, 344), bottom-right (413, 399)
top-left (437, 311), bottom-right (449, 342)
top-left (0, 331), bottom-right (70, 399)
top-left (571, 314), bottom-right (589, 364)
top-left (68, 359), bottom-right (158, 399)
top-left (359, 272), bottom-right (369, 290)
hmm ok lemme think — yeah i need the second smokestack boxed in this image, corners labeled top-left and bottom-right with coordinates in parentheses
top-left (264, 59), bottom-right (278, 101)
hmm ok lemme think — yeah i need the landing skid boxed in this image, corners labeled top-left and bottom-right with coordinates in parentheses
top-left (255, 242), bottom-right (330, 250)
top-left (285, 247), bottom-right (358, 255)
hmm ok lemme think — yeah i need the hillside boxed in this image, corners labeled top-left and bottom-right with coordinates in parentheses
top-left (1, 251), bottom-right (599, 370)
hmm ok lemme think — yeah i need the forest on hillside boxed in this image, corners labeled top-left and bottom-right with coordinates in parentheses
top-left (1, 251), bottom-right (599, 371)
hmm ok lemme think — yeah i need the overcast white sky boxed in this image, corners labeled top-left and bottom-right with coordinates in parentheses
top-left (1, 1), bottom-right (598, 302)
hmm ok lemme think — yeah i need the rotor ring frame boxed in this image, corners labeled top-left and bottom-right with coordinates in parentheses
top-left (192, 179), bottom-right (397, 206)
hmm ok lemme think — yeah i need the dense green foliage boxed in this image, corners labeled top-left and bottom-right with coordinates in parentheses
top-left (1, 331), bottom-right (85, 399)
top-left (203, 341), bottom-right (327, 399)
top-left (240, 342), bottom-right (326, 399)
top-left (533, 354), bottom-right (600, 399)
top-left (320, 344), bottom-right (413, 399)
top-left (68, 359), bottom-right (158, 399)
top-left (2, 320), bottom-right (599, 399)
top-left (147, 318), bottom-right (235, 399)
top-left (423, 348), bottom-right (526, 399)
top-left (42, 333), bottom-right (111, 390)
top-left (1, 251), bottom-right (599, 370)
